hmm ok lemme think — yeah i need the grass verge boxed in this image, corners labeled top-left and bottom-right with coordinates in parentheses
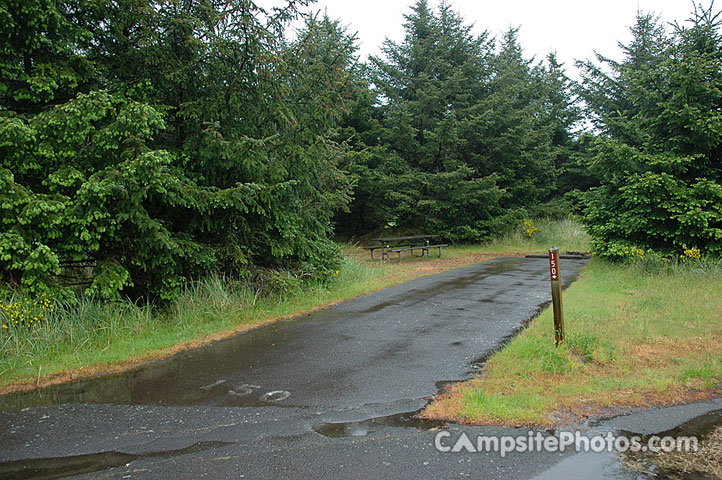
top-left (422, 257), bottom-right (722, 427)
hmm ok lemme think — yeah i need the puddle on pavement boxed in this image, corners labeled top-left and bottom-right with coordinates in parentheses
top-left (313, 410), bottom-right (447, 438)
top-left (0, 441), bottom-right (231, 480)
top-left (315, 406), bottom-right (722, 476)
top-left (533, 408), bottom-right (722, 480)
top-left (638, 407), bottom-right (722, 439)
top-left (313, 380), bottom-right (462, 438)
top-left (619, 409), bottom-right (722, 479)
top-left (0, 367), bottom-right (298, 411)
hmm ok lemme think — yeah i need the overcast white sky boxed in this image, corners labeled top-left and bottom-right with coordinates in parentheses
top-left (268, 0), bottom-right (721, 77)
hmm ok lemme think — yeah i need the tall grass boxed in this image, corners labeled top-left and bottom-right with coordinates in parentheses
top-left (0, 256), bottom-right (378, 386)
top-left (481, 216), bottom-right (590, 254)
top-left (1, 295), bottom-right (154, 381)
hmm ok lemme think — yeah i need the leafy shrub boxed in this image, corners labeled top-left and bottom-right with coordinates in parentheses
top-left (1, 6), bottom-right (357, 300)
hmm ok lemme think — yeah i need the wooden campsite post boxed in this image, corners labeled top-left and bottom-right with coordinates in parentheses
top-left (548, 247), bottom-right (565, 346)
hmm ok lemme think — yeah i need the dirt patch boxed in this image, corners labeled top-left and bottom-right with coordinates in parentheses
top-left (627, 337), bottom-right (722, 368)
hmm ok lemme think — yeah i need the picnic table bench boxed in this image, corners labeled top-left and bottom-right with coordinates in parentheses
top-left (363, 235), bottom-right (448, 263)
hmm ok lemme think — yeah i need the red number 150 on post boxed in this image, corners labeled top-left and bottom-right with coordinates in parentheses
top-left (549, 249), bottom-right (559, 281)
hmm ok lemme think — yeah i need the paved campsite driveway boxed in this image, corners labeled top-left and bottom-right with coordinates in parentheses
top-left (4, 256), bottom-right (715, 479)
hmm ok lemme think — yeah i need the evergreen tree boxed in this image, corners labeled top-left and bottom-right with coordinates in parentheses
top-left (342, 0), bottom-right (504, 240)
top-left (537, 53), bottom-right (586, 197)
top-left (580, 6), bottom-right (722, 259)
top-left (0, 0), bottom-right (99, 111)
top-left (338, 1), bottom-right (580, 238)
top-left (0, 1), bottom-right (355, 298)
top-left (577, 13), bottom-right (669, 142)
top-left (463, 28), bottom-right (556, 208)
top-left (371, 0), bottom-right (492, 172)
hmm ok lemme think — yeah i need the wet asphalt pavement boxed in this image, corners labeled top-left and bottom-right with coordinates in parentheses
top-left (0, 256), bottom-right (720, 479)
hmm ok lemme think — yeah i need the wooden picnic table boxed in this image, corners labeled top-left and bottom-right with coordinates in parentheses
top-left (364, 235), bottom-right (446, 262)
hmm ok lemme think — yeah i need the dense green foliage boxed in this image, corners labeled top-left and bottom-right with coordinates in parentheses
top-left (2, 0), bottom-right (721, 301)
top-left (1, 1), bottom-right (355, 299)
top-left (336, 1), bottom-right (580, 239)
top-left (579, 6), bottom-right (722, 259)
